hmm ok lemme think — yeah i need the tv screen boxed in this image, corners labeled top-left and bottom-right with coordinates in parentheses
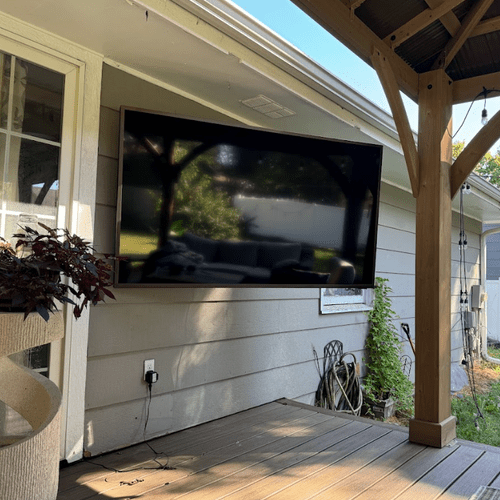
top-left (116, 108), bottom-right (382, 287)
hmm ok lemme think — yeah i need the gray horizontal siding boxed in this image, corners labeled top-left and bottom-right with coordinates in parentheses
top-left (86, 64), bottom-right (373, 455)
top-left (85, 63), bottom-right (482, 456)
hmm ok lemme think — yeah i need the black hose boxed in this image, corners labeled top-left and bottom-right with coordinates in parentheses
top-left (314, 351), bottom-right (363, 416)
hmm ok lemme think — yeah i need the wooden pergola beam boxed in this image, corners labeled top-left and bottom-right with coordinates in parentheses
top-left (371, 48), bottom-right (420, 197)
top-left (350, 0), bottom-right (367, 9)
top-left (453, 71), bottom-right (500, 104)
top-left (290, 0), bottom-right (420, 101)
top-left (471, 15), bottom-right (500, 37)
top-left (384, 0), bottom-right (463, 49)
top-left (424, 0), bottom-right (461, 35)
top-left (433, 0), bottom-right (495, 70)
top-left (450, 107), bottom-right (500, 197)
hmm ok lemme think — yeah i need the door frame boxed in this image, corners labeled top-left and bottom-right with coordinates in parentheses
top-left (0, 15), bottom-right (103, 462)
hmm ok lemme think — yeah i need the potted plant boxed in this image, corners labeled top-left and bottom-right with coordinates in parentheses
top-left (0, 223), bottom-right (116, 500)
top-left (0, 223), bottom-right (115, 321)
top-left (363, 277), bottom-right (413, 419)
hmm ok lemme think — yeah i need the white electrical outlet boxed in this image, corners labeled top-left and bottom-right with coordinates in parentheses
top-left (144, 359), bottom-right (155, 380)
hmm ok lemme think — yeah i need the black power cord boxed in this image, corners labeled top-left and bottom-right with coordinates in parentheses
top-left (83, 373), bottom-right (175, 478)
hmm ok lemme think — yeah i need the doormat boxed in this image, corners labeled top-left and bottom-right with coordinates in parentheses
top-left (470, 486), bottom-right (500, 500)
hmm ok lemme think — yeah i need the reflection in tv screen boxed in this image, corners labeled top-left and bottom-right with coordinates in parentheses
top-left (116, 108), bottom-right (382, 287)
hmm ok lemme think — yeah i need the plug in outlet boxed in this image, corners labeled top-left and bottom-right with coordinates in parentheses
top-left (144, 359), bottom-right (155, 381)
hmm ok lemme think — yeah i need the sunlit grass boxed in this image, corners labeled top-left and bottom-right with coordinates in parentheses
top-left (488, 345), bottom-right (500, 360)
top-left (119, 232), bottom-right (158, 255)
top-left (313, 248), bottom-right (336, 272)
top-left (452, 380), bottom-right (500, 447)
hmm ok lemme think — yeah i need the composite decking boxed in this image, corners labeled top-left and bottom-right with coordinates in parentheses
top-left (57, 400), bottom-right (500, 499)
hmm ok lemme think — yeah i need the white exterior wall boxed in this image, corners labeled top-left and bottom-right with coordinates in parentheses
top-left (486, 279), bottom-right (500, 341)
top-left (377, 184), bottom-right (482, 369)
top-left (84, 63), bottom-right (482, 456)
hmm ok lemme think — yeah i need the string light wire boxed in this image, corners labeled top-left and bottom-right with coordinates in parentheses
top-left (459, 186), bottom-right (484, 429)
top-left (451, 87), bottom-right (500, 140)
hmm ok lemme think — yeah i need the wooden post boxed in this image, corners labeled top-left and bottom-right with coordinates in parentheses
top-left (409, 69), bottom-right (456, 447)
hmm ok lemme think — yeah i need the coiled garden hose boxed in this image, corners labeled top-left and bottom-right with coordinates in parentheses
top-left (314, 352), bottom-right (363, 416)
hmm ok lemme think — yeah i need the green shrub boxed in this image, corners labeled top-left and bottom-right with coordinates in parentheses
top-left (173, 162), bottom-right (242, 240)
top-left (364, 277), bottom-right (414, 416)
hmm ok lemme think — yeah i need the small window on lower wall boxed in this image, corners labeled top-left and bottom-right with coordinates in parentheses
top-left (320, 288), bottom-right (372, 314)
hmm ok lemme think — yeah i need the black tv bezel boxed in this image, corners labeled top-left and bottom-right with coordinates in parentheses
top-left (115, 106), bottom-right (382, 289)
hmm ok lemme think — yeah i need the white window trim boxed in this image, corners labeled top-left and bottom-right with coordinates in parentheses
top-left (320, 288), bottom-right (373, 314)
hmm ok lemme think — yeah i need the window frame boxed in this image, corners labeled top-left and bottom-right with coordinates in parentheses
top-left (320, 287), bottom-right (373, 314)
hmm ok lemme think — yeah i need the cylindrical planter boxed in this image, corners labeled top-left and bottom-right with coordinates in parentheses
top-left (0, 311), bottom-right (64, 356)
top-left (0, 312), bottom-right (64, 500)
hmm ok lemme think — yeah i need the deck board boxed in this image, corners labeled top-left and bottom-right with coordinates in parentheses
top-left (354, 444), bottom-right (456, 500)
top-left (266, 428), bottom-right (407, 500)
top-left (311, 441), bottom-right (425, 500)
top-left (395, 444), bottom-right (484, 500)
top-left (489, 470), bottom-right (500, 489)
top-left (61, 409), bottom-right (336, 499)
top-left (102, 414), bottom-right (348, 499)
top-left (168, 421), bottom-right (368, 500)
top-left (219, 424), bottom-right (390, 500)
top-left (58, 403), bottom-right (305, 493)
top-left (57, 400), bottom-right (500, 500)
top-left (444, 451), bottom-right (500, 498)
top-left (58, 403), bottom-right (288, 491)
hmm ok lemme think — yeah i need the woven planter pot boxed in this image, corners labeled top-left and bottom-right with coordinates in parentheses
top-left (363, 396), bottom-right (395, 420)
top-left (0, 311), bottom-right (64, 500)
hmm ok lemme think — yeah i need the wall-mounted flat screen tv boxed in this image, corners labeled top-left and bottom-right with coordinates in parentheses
top-left (116, 107), bottom-right (382, 287)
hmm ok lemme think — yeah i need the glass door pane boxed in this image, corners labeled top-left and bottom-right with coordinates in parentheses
top-left (0, 50), bottom-right (65, 378)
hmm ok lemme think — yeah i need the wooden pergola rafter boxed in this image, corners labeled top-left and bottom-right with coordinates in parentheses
top-left (292, 0), bottom-right (500, 447)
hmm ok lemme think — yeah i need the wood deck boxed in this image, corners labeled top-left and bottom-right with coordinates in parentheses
top-left (57, 400), bottom-right (500, 499)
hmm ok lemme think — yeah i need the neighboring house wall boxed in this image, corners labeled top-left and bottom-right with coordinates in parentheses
top-left (483, 225), bottom-right (500, 341)
top-left (484, 225), bottom-right (500, 280)
top-left (85, 63), bottom-right (482, 456)
top-left (487, 279), bottom-right (500, 341)
top-left (450, 212), bottom-right (481, 362)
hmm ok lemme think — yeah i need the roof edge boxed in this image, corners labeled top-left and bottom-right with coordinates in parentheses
top-left (173, 0), bottom-right (409, 143)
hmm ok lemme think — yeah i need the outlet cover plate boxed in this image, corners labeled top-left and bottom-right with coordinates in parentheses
top-left (144, 359), bottom-right (154, 380)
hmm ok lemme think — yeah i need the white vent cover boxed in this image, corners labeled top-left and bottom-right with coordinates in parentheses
top-left (240, 94), bottom-right (295, 119)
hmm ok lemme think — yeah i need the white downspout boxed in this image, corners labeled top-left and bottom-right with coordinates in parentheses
top-left (480, 227), bottom-right (500, 365)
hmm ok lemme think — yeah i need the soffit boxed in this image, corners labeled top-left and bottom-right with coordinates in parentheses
top-left (0, 0), bottom-right (375, 133)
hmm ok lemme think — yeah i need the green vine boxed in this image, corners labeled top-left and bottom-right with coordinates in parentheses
top-left (364, 277), bottom-right (414, 416)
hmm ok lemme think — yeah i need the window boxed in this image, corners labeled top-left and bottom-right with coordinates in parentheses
top-left (320, 287), bottom-right (372, 314)
top-left (0, 51), bottom-right (64, 240)
top-left (0, 50), bottom-right (66, 379)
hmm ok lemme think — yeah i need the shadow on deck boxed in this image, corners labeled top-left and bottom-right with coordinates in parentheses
top-left (57, 399), bottom-right (500, 499)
